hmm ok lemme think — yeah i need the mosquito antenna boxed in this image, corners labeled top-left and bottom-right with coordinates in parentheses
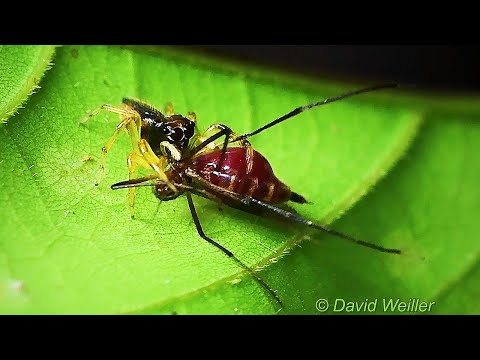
top-left (234, 83), bottom-right (399, 142)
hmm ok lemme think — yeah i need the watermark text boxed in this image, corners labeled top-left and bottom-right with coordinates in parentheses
top-left (316, 298), bottom-right (436, 313)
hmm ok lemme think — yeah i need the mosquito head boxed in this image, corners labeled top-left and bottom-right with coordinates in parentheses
top-left (154, 181), bottom-right (184, 201)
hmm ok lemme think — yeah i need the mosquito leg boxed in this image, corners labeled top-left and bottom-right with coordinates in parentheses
top-left (241, 141), bottom-right (254, 175)
top-left (232, 83), bottom-right (399, 142)
top-left (185, 192), bottom-right (283, 309)
top-left (205, 124), bottom-right (233, 171)
top-left (184, 168), bottom-right (400, 254)
top-left (192, 124), bottom-right (254, 174)
top-left (185, 125), bottom-right (233, 176)
top-left (207, 124), bottom-right (256, 174)
top-left (190, 124), bottom-right (232, 156)
top-left (245, 197), bottom-right (401, 254)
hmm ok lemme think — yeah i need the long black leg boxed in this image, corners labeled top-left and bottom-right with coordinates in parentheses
top-left (186, 192), bottom-right (283, 309)
top-left (184, 169), bottom-right (400, 255)
top-left (244, 197), bottom-right (401, 254)
top-left (187, 124), bottom-right (252, 175)
top-left (187, 124), bottom-right (232, 160)
top-left (206, 124), bottom-right (237, 170)
top-left (233, 83), bottom-right (399, 142)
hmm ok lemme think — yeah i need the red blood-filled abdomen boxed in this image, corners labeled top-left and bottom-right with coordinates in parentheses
top-left (191, 147), bottom-right (292, 204)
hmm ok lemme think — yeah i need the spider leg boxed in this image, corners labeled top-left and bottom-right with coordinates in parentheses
top-left (126, 153), bottom-right (164, 218)
top-left (185, 192), bottom-right (283, 309)
top-left (186, 111), bottom-right (197, 122)
top-left (164, 103), bottom-right (197, 123)
top-left (137, 139), bottom-right (176, 192)
top-left (81, 105), bottom-right (142, 186)
top-left (80, 104), bottom-right (135, 125)
top-left (164, 102), bottom-right (175, 116)
top-left (120, 135), bottom-right (175, 215)
top-left (82, 102), bottom-right (177, 211)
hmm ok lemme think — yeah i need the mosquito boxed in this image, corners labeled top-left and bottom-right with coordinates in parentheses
top-left (84, 83), bottom-right (401, 309)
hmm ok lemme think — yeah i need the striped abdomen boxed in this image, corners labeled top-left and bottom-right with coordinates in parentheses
top-left (191, 147), bottom-right (307, 204)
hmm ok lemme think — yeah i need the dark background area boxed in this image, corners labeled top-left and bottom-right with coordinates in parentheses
top-left (185, 46), bottom-right (480, 93)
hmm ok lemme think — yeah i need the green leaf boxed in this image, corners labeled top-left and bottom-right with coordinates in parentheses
top-left (0, 45), bottom-right (422, 314)
top-left (0, 45), bottom-right (56, 124)
top-left (275, 111), bottom-right (480, 315)
top-left (153, 112), bottom-right (480, 315)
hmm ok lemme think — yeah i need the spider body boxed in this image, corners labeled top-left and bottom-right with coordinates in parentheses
top-left (122, 98), bottom-right (196, 157)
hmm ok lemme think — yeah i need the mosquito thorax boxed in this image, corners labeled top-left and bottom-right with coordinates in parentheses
top-left (153, 165), bottom-right (185, 201)
top-left (154, 182), bottom-right (184, 201)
